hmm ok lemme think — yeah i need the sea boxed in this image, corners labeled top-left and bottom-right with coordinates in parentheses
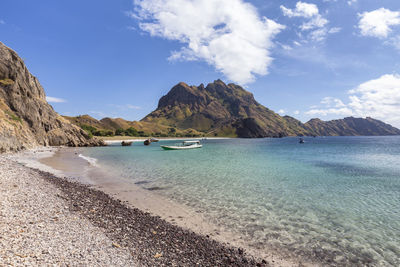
top-left (80, 136), bottom-right (400, 266)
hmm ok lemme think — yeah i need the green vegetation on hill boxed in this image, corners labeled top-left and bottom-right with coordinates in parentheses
top-left (64, 116), bottom-right (205, 138)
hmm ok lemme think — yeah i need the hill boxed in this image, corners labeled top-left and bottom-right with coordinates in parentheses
top-left (63, 115), bottom-right (203, 137)
top-left (303, 117), bottom-right (400, 136)
top-left (0, 42), bottom-right (104, 152)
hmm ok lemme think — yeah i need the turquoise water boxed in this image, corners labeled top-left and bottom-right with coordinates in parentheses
top-left (82, 137), bottom-right (400, 265)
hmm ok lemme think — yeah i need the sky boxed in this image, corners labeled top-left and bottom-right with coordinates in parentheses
top-left (1, 0), bottom-right (400, 127)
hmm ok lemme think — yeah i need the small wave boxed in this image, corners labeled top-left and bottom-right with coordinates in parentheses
top-left (78, 154), bottom-right (98, 166)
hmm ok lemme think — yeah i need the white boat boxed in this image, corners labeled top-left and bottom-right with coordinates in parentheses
top-left (161, 140), bottom-right (202, 150)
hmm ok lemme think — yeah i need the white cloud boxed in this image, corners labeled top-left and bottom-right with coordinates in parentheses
top-left (281, 2), bottom-right (327, 31)
top-left (387, 35), bottom-right (400, 50)
top-left (328, 27), bottom-right (341, 34)
top-left (320, 97), bottom-right (346, 108)
top-left (300, 16), bottom-right (328, 31)
top-left (46, 96), bottom-right (66, 103)
top-left (278, 109), bottom-right (286, 115)
top-left (108, 104), bottom-right (141, 110)
top-left (281, 2), bottom-right (319, 18)
top-left (347, 0), bottom-right (357, 6)
top-left (306, 74), bottom-right (400, 127)
top-left (358, 8), bottom-right (400, 38)
top-left (309, 28), bottom-right (328, 42)
top-left (294, 110), bottom-right (300, 115)
top-left (280, 1), bottom-right (338, 42)
top-left (126, 104), bottom-right (141, 110)
top-left (131, 0), bottom-right (284, 84)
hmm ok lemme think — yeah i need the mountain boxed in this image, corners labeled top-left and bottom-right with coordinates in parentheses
top-left (141, 80), bottom-right (309, 137)
top-left (303, 117), bottom-right (400, 136)
top-left (0, 42), bottom-right (104, 152)
top-left (141, 80), bottom-right (400, 137)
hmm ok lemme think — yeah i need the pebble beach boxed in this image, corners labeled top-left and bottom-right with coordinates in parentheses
top-left (0, 155), bottom-right (267, 266)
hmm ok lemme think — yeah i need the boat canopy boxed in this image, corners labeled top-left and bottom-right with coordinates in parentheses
top-left (183, 140), bottom-right (200, 144)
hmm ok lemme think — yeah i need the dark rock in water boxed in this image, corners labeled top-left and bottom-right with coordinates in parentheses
top-left (121, 141), bottom-right (133, 146)
top-left (144, 139), bottom-right (151, 145)
top-left (146, 186), bottom-right (165, 191)
top-left (0, 42), bottom-right (105, 152)
top-left (134, 180), bottom-right (151, 185)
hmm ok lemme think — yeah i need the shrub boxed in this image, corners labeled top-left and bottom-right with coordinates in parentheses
top-left (115, 128), bottom-right (125, 136)
top-left (80, 124), bottom-right (97, 135)
top-left (125, 127), bottom-right (138, 136)
top-left (0, 78), bottom-right (15, 86)
top-left (94, 130), bottom-right (114, 136)
top-left (5, 110), bottom-right (22, 123)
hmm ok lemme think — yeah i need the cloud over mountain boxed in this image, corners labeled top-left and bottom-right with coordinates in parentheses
top-left (307, 74), bottom-right (400, 127)
top-left (131, 0), bottom-right (284, 84)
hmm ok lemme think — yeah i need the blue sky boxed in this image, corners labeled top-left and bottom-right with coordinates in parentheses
top-left (1, 0), bottom-right (400, 126)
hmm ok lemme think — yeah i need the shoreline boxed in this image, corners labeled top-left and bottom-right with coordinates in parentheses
top-left (1, 150), bottom-right (265, 266)
top-left (101, 137), bottom-right (231, 145)
top-left (4, 147), bottom-right (311, 266)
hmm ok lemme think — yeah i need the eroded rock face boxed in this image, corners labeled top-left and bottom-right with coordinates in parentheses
top-left (0, 42), bottom-right (104, 152)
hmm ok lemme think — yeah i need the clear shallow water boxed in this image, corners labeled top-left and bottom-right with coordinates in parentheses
top-left (83, 137), bottom-right (400, 265)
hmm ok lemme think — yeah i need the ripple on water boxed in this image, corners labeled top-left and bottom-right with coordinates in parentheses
top-left (83, 137), bottom-right (400, 266)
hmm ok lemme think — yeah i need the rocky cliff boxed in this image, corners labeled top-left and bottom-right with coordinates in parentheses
top-left (141, 80), bottom-right (400, 137)
top-left (0, 42), bottom-right (104, 152)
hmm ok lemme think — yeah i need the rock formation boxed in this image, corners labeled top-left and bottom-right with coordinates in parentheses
top-left (0, 42), bottom-right (104, 152)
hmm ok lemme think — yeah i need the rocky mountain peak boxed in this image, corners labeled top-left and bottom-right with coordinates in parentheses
top-left (0, 42), bottom-right (104, 152)
top-left (157, 82), bottom-right (209, 109)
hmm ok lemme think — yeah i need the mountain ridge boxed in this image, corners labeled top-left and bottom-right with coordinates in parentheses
top-left (65, 80), bottom-right (400, 138)
top-left (141, 80), bottom-right (400, 137)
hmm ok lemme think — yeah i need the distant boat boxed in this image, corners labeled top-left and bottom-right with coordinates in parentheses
top-left (150, 138), bottom-right (159, 142)
top-left (161, 140), bottom-right (202, 150)
top-left (121, 141), bottom-right (133, 146)
top-left (299, 138), bottom-right (305, 144)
